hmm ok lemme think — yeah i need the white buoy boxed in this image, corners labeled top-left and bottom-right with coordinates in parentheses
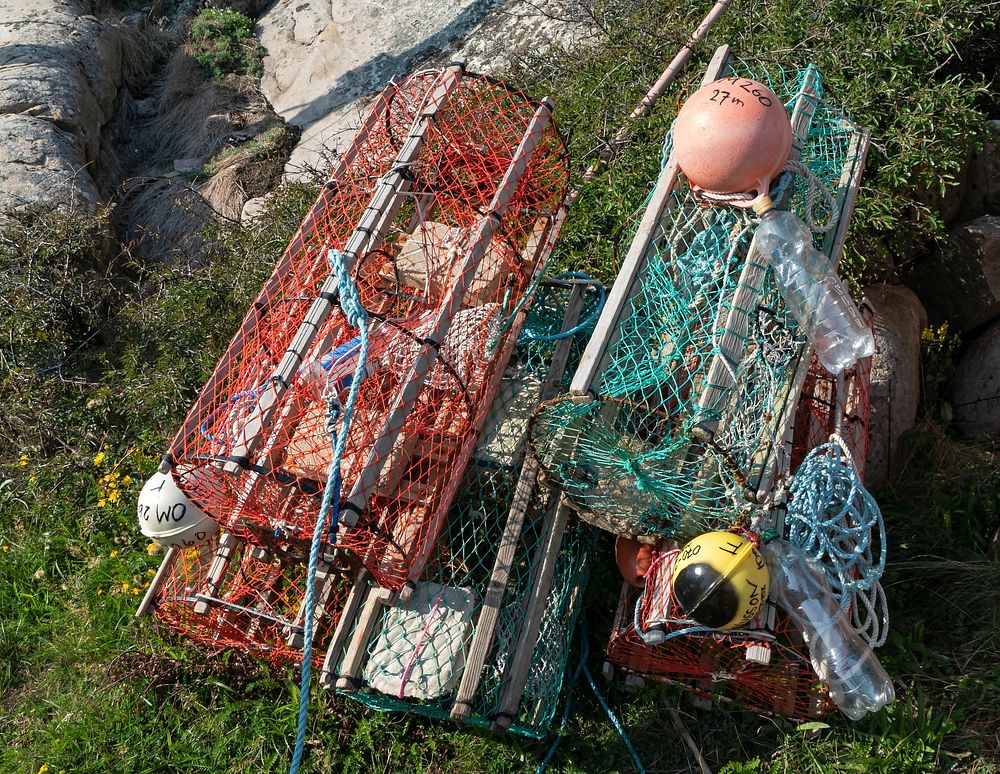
top-left (137, 469), bottom-right (218, 548)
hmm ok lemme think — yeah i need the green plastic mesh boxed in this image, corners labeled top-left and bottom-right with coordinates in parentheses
top-left (340, 277), bottom-right (601, 738)
top-left (528, 62), bottom-right (865, 540)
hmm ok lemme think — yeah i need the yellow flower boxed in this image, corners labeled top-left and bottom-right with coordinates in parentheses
top-left (121, 581), bottom-right (130, 592)
top-left (96, 588), bottom-right (104, 596)
top-left (97, 499), bottom-right (107, 508)
top-left (131, 586), bottom-right (141, 596)
top-left (93, 451), bottom-right (106, 466)
top-left (109, 550), bottom-right (119, 559)
top-left (121, 475), bottom-right (133, 486)
top-left (18, 453), bottom-right (29, 467)
top-left (146, 568), bottom-right (156, 577)
top-left (1, 545), bottom-right (9, 553)
top-left (146, 542), bottom-right (161, 555)
top-left (107, 490), bottom-right (121, 504)
top-left (38, 765), bottom-right (50, 774)
top-left (28, 475), bottom-right (37, 485)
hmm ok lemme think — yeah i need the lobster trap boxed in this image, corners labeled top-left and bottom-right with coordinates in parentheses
top-left (139, 63), bottom-right (574, 675)
top-left (524, 45), bottom-right (877, 717)
top-left (322, 277), bottom-right (604, 737)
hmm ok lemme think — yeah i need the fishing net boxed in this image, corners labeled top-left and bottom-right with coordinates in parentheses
top-left (152, 534), bottom-right (353, 668)
top-left (790, 304), bottom-right (874, 478)
top-left (158, 66), bottom-right (569, 591)
top-left (527, 58), bottom-right (874, 717)
top-left (334, 278), bottom-right (603, 738)
top-left (605, 572), bottom-right (834, 720)
top-left (528, 60), bottom-right (866, 544)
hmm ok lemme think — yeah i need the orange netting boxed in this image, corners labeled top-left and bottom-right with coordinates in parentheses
top-left (153, 535), bottom-right (353, 668)
top-left (605, 547), bottom-right (834, 720)
top-left (160, 66), bottom-right (569, 595)
top-left (790, 305), bottom-right (874, 478)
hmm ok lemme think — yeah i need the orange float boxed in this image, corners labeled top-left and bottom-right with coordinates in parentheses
top-left (673, 77), bottom-right (791, 205)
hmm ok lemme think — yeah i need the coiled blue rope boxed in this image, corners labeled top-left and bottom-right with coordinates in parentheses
top-left (786, 436), bottom-right (886, 602)
top-left (536, 616), bottom-right (647, 774)
top-left (289, 249), bottom-right (370, 774)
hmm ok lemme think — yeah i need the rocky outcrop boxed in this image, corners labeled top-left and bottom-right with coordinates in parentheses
top-left (953, 319), bottom-right (1000, 437)
top-left (908, 216), bottom-right (1000, 333)
top-left (956, 121), bottom-right (1000, 223)
top-left (0, 1), bottom-right (138, 213)
top-left (862, 284), bottom-right (927, 488)
top-left (256, 0), bottom-right (594, 182)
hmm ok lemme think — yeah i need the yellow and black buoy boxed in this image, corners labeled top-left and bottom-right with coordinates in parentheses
top-left (670, 531), bottom-right (769, 630)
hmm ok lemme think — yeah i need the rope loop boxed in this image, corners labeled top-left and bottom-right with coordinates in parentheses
top-left (785, 435), bottom-right (888, 647)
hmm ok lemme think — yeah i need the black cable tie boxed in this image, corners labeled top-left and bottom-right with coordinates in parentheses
top-left (392, 164), bottom-right (417, 181)
top-left (227, 455), bottom-right (251, 470)
top-left (318, 290), bottom-right (338, 303)
top-left (340, 501), bottom-right (364, 516)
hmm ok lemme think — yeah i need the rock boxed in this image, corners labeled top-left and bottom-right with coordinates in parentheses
top-left (907, 215), bottom-right (1000, 332)
top-left (955, 120), bottom-right (1000, 223)
top-left (240, 194), bottom-right (271, 223)
top-left (862, 284), bottom-right (927, 488)
top-left (953, 320), bottom-right (1000, 437)
top-left (258, 0), bottom-right (594, 181)
top-left (0, 114), bottom-right (102, 213)
top-left (0, 1), bottom-right (133, 213)
top-left (173, 157), bottom-right (206, 174)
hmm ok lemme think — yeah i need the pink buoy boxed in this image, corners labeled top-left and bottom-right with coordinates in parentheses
top-left (673, 76), bottom-right (792, 207)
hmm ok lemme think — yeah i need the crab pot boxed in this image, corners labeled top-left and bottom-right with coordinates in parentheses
top-left (790, 306), bottom-right (874, 478)
top-left (151, 535), bottom-right (352, 669)
top-left (604, 566), bottom-right (834, 720)
top-left (323, 278), bottom-right (603, 738)
top-left (159, 66), bottom-right (569, 590)
top-left (527, 59), bottom-right (869, 542)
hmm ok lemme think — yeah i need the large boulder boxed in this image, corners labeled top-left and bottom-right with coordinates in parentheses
top-left (257, 0), bottom-right (593, 181)
top-left (955, 121), bottom-right (1000, 223)
top-left (953, 320), bottom-right (1000, 437)
top-left (907, 216), bottom-right (1000, 333)
top-left (0, 0), bottom-right (130, 213)
top-left (862, 284), bottom-right (927, 488)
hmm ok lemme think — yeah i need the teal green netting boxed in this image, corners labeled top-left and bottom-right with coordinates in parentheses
top-left (529, 62), bottom-right (863, 540)
top-left (341, 277), bottom-right (601, 738)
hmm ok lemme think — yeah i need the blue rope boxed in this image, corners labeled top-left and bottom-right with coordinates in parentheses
top-left (536, 617), bottom-right (647, 774)
top-left (289, 249), bottom-right (370, 774)
top-left (632, 586), bottom-right (713, 645)
top-left (522, 271), bottom-right (606, 342)
top-left (786, 438), bottom-right (886, 603)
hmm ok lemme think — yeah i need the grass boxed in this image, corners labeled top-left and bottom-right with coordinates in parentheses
top-left (2, 0), bottom-right (1000, 772)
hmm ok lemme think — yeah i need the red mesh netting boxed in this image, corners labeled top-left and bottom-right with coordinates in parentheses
top-left (605, 547), bottom-right (834, 720)
top-left (154, 536), bottom-right (353, 668)
top-left (161, 67), bottom-right (569, 590)
top-left (790, 305), bottom-right (875, 478)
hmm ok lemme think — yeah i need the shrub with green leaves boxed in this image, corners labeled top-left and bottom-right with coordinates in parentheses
top-left (188, 7), bottom-right (263, 78)
top-left (508, 0), bottom-right (997, 285)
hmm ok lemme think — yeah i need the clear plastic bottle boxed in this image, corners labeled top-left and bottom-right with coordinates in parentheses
top-left (300, 335), bottom-right (376, 404)
top-left (764, 539), bottom-right (895, 720)
top-left (754, 205), bottom-right (875, 374)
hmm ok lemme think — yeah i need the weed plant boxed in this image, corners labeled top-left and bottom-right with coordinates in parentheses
top-left (189, 8), bottom-right (264, 79)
